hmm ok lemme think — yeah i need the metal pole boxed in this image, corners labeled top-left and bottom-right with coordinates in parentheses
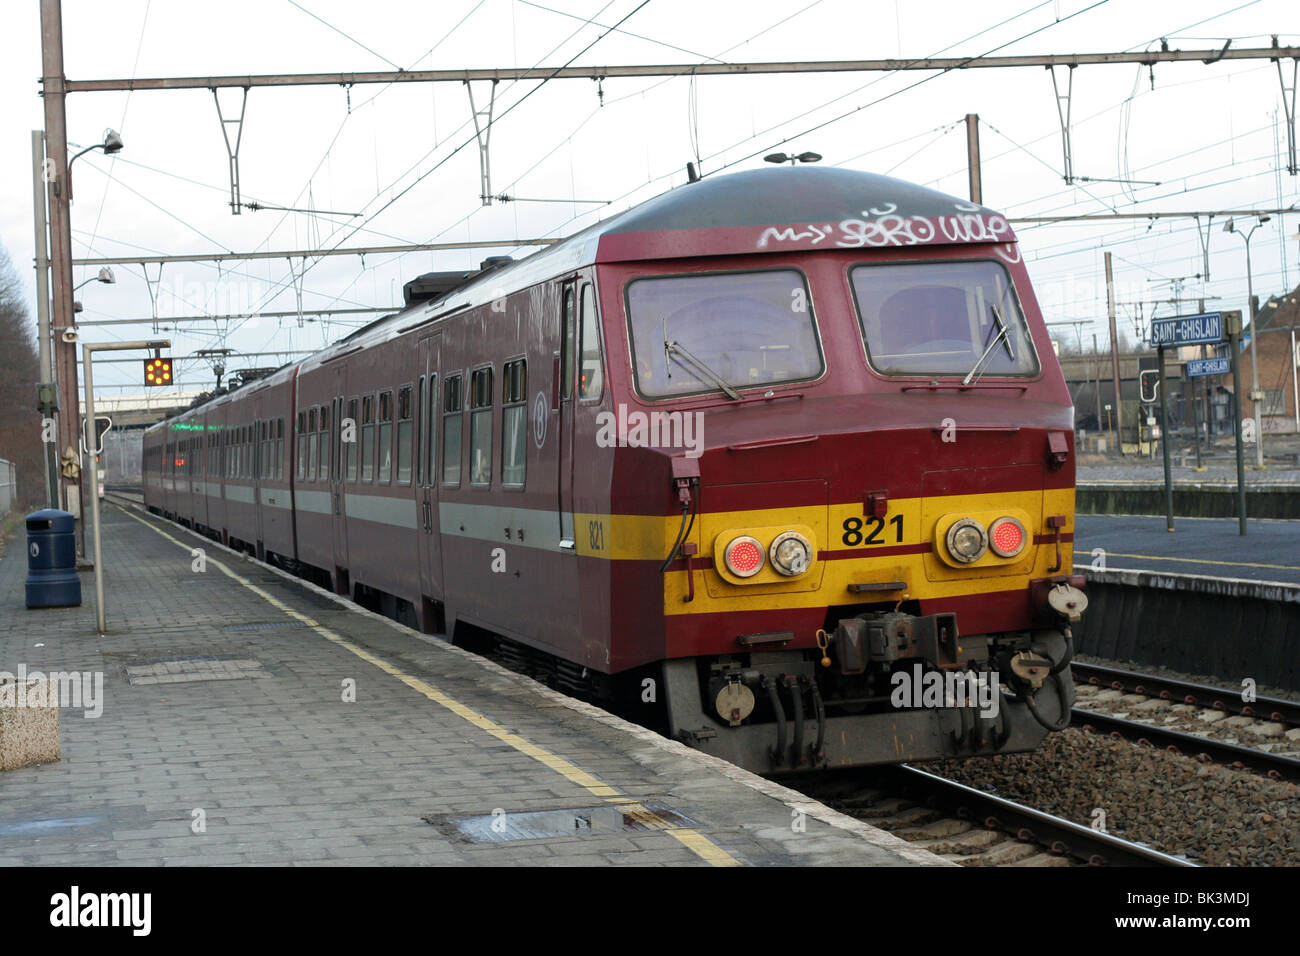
top-left (82, 341), bottom-right (105, 633)
top-left (1245, 235), bottom-right (1264, 467)
top-left (1194, 298), bottom-right (1205, 469)
top-left (1106, 252), bottom-right (1123, 454)
top-left (32, 130), bottom-right (59, 510)
top-left (1157, 346), bottom-right (1174, 531)
top-left (1226, 313), bottom-right (1248, 535)
top-left (965, 113), bottom-right (982, 205)
top-left (51, 45), bottom-right (1300, 94)
top-left (1292, 329), bottom-right (1299, 432)
top-left (82, 338), bottom-right (169, 635)
top-left (40, 0), bottom-right (84, 554)
top-left (1092, 332), bottom-right (1102, 440)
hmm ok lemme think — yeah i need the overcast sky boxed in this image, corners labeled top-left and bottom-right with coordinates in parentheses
top-left (2, 0), bottom-right (1298, 393)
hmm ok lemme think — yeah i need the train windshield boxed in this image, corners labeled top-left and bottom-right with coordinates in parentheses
top-left (850, 260), bottom-right (1039, 378)
top-left (626, 269), bottom-right (823, 399)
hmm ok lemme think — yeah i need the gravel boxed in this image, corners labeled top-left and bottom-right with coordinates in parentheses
top-left (926, 729), bottom-right (1300, 866)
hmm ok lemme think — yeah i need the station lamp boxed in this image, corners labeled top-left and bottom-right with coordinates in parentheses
top-left (763, 151), bottom-right (823, 165)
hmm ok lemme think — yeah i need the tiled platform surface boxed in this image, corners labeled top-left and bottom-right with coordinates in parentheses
top-left (0, 501), bottom-right (944, 867)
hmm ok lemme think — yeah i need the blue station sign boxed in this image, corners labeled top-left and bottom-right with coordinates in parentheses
top-left (1149, 312), bottom-right (1225, 348)
top-left (1186, 356), bottom-right (1230, 377)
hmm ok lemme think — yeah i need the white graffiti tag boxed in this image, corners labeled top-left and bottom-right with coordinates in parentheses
top-left (757, 223), bottom-right (835, 248)
top-left (836, 213), bottom-right (937, 248)
top-left (936, 213), bottom-right (1013, 243)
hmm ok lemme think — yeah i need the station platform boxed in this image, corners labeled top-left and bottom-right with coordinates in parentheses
top-left (1074, 514), bottom-right (1300, 585)
top-left (0, 499), bottom-right (941, 868)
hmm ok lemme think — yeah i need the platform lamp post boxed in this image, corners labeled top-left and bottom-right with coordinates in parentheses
top-left (82, 338), bottom-right (170, 634)
top-left (1223, 216), bottom-right (1270, 468)
top-left (41, 124), bottom-right (124, 559)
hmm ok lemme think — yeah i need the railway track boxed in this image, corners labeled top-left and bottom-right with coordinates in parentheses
top-left (1071, 708), bottom-right (1300, 783)
top-left (1073, 662), bottom-right (1300, 726)
top-left (798, 764), bottom-right (1192, 867)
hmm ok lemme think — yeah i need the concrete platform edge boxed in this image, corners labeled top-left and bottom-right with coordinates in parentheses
top-left (1075, 562), bottom-right (1300, 603)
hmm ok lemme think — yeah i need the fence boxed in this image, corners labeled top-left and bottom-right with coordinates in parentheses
top-left (0, 459), bottom-right (15, 516)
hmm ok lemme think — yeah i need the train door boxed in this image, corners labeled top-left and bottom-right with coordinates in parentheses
top-left (252, 412), bottom-right (266, 558)
top-left (416, 333), bottom-right (443, 623)
top-left (195, 415), bottom-right (210, 532)
top-left (329, 365), bottom-right (350, 592)
top-left (556, 280), bottom-right (579, 550)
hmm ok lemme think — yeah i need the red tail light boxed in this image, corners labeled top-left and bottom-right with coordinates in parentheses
top-left (988, 517), bottom-right (1026, 557)
top-left (723, 536), bottom-right (764, 577)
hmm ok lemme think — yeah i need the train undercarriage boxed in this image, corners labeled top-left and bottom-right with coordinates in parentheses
top-left (661, 605), bottom-right (1080, 772)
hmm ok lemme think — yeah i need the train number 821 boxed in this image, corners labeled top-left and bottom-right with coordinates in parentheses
top-left (842, 514), bottom-right (903, 547)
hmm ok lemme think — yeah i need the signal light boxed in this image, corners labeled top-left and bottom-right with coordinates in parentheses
top-left (988, 517), bottom-right (1027, 558)
top-left (723, 536), bottom-right (765, 577)
top-left (144, 355), bottom-right (173, 387)
top-left (769, 531), bottom-right (813, 576)
top-left (945, 518), bottom-right (988, 564)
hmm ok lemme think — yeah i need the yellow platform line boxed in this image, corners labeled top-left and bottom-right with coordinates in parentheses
top-left (118, 505), bottom-right (740, 867)
top-left (1101, 551), bottom-right (1300, 573)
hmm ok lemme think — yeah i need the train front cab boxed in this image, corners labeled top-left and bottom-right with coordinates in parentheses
top-left (596, 242), bottom-right (1086, 772)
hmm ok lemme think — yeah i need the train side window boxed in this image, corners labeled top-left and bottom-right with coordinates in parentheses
top-left (378, 390), bottom-right (394, 484)
top-left (318, 404), bottom-right (330, 482)
top-left (415, 377), bottom-right (423, 486)
top-left (578, 283), bottom-right (603, 400)
top-left (442, 375), bottom-right (462, 487)
top-left (469, 367), bottom-right (493, 487)
top-left (346, 398), bottom-right (359, 482)
top-left (297, 412), bottom-right (307, 480)
top-left (561, 286), bottom-right (576, 400)
top-left (278, 418), bottom-right (285, 480)
top-left (306, 408), bottom-right (317, 481)
top-left (425, 374), bottom-right (438, 487)
top-left (260, 421), bottom-right (269, 479)
top-left (361, 395), bottom-right (375, 482)
top-left (396, 386), bottom-right (413, 485)
top-left (502, 359), bottom-right (526, 488)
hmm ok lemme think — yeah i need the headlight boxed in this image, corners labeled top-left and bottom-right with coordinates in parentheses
top-left (988, 516), bottom-right (1027, 557)
top-left (945, 518), bottom-right (987, 564)
top-left (723, 535), bottom-right (765, 577)
top-left (768, 531), bottom-right (813, 576)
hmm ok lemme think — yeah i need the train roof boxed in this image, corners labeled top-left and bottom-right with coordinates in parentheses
top-left (146, 166), bottom-right (1020, 416)
top-left (296, 166), bottom-right (1017, 365)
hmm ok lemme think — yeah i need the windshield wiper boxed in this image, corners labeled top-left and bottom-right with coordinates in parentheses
top-left (961, 304), bottom-right (1014, 386)
top-left (663, 323), bottom-right (741, 400)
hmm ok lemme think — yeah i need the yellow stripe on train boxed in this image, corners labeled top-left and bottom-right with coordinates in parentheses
top-left (576, 488), bottom-right (1075, 615)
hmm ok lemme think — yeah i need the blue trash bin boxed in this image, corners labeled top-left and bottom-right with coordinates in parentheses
top-left (25, 509), bottom-right (82, 608)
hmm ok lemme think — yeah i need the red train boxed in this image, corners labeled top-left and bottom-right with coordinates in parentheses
top-left (144, 166), bottom-right (1086, 773)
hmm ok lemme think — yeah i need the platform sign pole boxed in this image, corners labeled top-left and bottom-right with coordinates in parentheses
top-left (1158, 345), bottom-right (1174, 532)
top-left (82, 338), bottom-right (170, 634)
top-left (1225, 313), bottom-right (1247, 535)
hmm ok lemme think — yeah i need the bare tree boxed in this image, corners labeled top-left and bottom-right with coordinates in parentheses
top-left (0, 244), bottom-right (45, 509)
